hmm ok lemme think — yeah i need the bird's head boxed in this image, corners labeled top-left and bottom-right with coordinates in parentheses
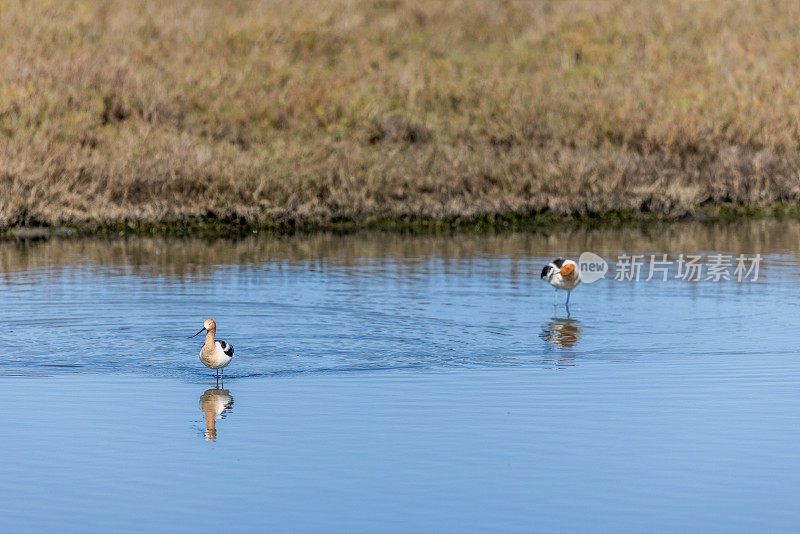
top-left (190, 318), bottom-right (216, 338)
top-left (541, 258), bottom-right (577, 281)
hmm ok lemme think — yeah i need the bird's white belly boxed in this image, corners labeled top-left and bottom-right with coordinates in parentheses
top-left (550, 273), bottom-right (580, 291)
top-left (200, 344), bottom-right (232, 369)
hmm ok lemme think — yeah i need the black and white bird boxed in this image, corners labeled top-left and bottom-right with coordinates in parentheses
top-left (190, 318), bottom-right (234, 379)
top-left (541, 258), bottom-right (581, 308)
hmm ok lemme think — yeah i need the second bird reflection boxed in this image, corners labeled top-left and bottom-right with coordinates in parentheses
top-left (540, 317), bottom-right (582, 349)
top-left (199, 388), bottom-right (234, 442)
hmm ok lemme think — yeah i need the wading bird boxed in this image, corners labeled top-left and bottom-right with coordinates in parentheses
top-left (541, 258), bottom-right (581, 308)
top-left (190, 318), bottom-right (234, 379)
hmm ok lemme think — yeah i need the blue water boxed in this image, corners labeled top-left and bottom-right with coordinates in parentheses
top-left (1, 226), bottom-right (799, 532)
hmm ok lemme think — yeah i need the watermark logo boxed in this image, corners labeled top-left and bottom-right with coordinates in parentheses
top-left (574, 252), bottom-right (762, 283)
top-left (578, 252), bottom-right (608, 284)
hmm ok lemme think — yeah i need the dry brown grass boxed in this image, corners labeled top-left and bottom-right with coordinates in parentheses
top-left (2, 0), bottom-right (800, 229)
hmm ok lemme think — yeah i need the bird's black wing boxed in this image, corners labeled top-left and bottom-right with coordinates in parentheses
top-left (218, 340), bottom-right (234, 357)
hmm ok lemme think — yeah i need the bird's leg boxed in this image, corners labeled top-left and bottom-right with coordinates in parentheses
top-left (554, 289), bottom-right (558, 308)
top-left (566, 291), bottom-right (571, 308)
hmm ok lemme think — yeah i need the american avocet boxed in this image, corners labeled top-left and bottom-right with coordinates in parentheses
top-left (190, 318), bottom-right (234, 379)
top-left (541, 257), bottom-right (581, 308)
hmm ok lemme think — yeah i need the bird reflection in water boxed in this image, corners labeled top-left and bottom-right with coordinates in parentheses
top-left (199, 388), bottom-right (234, 442)
top-left (540, 317), bottom-right (582, 349)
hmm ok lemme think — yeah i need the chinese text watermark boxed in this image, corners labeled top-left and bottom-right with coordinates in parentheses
top-left (577, 252), bottom-right (762, 284)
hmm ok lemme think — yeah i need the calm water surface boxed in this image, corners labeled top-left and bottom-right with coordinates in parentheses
top-left (1, 221), bottom-right (799, 532)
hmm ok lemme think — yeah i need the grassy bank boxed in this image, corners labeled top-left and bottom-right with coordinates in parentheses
top-left (2, 0), bottom-right (800, 232)
top-left (6, 204), bottom-right (800, 240)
